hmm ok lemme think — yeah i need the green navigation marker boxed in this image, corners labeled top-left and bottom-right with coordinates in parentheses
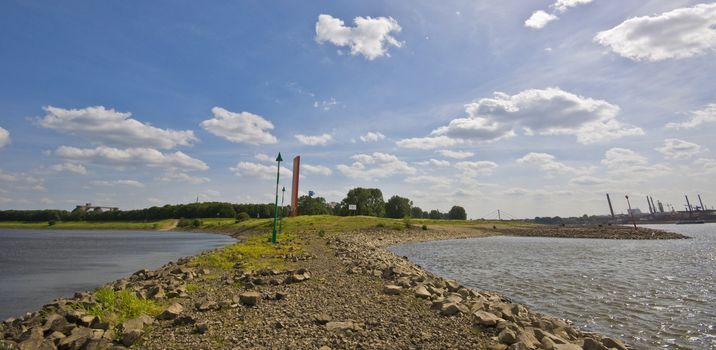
top-left (279, 186), bottom-right (286, 235)
top-left (271, 152), bottom-right (283, 244)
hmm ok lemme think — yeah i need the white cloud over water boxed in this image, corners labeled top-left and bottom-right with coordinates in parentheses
top-left (38, 106), bottom-right (197, 149)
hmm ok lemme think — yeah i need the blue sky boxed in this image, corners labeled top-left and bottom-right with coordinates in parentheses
top-left (1, 0), bottom-right (715, 218)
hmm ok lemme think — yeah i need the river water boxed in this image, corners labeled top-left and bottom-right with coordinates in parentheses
top-left (0, 229), bottom-right (235, 320)
top-left (389, 224), bottom-right (716, 349)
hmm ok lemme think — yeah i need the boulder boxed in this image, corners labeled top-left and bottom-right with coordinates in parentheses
top-left (439, 303), bottom-right (461, 316)
top-left (582, 338), bottom-right (608, 350)
top-left (507, 343), bottom-right (529, 350)
top-left (414, 286), bottom-right (431, 299)
top-left (553, 344), bottom-right (582, 350)
top-left (157, 303), bottom-right (183, 320)
top-left (194, 322), bottom-right (209, 334)
top-left (173, 315), bottom-right (196, 326)
top-left (445, 279), bottom-right (460, 292)
top-left (58, 327), bottom-right (91, 350)
top-left (17, 327), bottom-right (44, 350)
top-left (601, 337), bottom-right (627, 350)
top-left (325, 321), bottom-right (356, 332)
top-left (383, 285), bottom-right (402, 295)
top-left (474, 311), bottom-right (502, 327)
top-left (498, 329), bottom-right (517, 345)
top-left (121, 329), bottom-right (142, 347)
top-left (239, 292), bottom-right (261, 306)
top-left (314, 314), bottom-right (332, 325)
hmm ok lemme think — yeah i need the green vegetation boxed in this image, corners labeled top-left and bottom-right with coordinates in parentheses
top-left (336, 188), bottom-right (385, 217)
top-left (448, 206), bottom-right (467, 220)
top-left (297, 195), bottom-right (333, 215)
top-left (385, 195), bottom-right (412, 218)
top-left (235, 212), bottom-right (251, 222)
top-left (0, 219), bottom-right (176, 230)
top-left (83, 287), bottom-right (162, 325)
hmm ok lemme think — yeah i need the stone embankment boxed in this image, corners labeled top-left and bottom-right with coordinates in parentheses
top-left (494, 224), bottom-right (687, 240)
top-left (1, 223), bottom-right (666, 349)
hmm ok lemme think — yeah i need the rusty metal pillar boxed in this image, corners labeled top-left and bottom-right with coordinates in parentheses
top-left (290, 156), bottom-right (300, 216)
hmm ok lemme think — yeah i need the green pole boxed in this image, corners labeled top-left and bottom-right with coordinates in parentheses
top-left (279, 186), bottom-right (286, 235)
top-left (272, 152), bottom-right (283, 244)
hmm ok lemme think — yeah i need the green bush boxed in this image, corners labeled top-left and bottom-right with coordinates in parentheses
top-left (48, 220), bottom-right (56, 226)
top-left (403, 218), bottom-right (413, 229)
top-left (192, 219), bottom-right (202, 227)
top-left (318, 229), bottom-right (326, 238)
top-left (422, 224), bottom-right (427, 230)
top-left (236, 212), bottom-right (251, 222)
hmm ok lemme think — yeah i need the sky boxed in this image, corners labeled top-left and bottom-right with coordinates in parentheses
top-left (1, 0), bottom-right (715, 219)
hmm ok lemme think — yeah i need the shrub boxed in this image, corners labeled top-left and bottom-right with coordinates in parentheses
top-left (48, 220), bottom-right (56, 226)
top-left (236, 212), bottom-right (251, 222)
top-left (403, 218), bottom-right (413, 229)
top-left (318, 229), bottom-right (326, 238)
top-left (422, 224), bottom-right (427, 230)
top-left (192, 219), bottom-right (202, 227)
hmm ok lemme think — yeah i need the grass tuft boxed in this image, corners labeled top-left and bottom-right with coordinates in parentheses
top-left (83, 287), bottom-right (162, 325)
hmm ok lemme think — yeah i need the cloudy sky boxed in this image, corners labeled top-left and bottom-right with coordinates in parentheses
top-left (1, 1), bottom-right (715, 218)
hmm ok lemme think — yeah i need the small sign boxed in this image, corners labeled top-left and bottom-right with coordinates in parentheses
top-left (348, 204), bottom-right (357, 211)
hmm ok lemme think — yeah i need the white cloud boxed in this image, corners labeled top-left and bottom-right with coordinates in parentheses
top-left (437, 150), bottom-right (474, 159)
top-left (337, 152), bottom-right (415, 180)
top-left (314, 98), bottom-right (338, 111)
top-left (295, 133), bottom-right (333, 146)
top-left (601, 148), bottom-right (648, 168)
top-left (399, 88), bottom-right (642, 148)
top-left (666, 104), bottom-right (716, 129)
top-left (415, 159), bottom-right (450, 167)
top-left (38, 106), bottom-right (197, 149)
top-left (302, 164), bottom-right (333, 176)
top-left (396, 135), bottom-right (462, 150)
top-left (569, 175), bottom-right (606, 186)
top-left (359, 132), bottom-right (385, 143)
top-left (516, 152), bottom-right (582, 175)
top-left (595, 3), bottom-right (716, 61)
top-left (91, 180), bottom-right (144, 188)
top-left (156, 173), bottom-right (210, 184)
top-left (55, 146), bottom-right (209, 171)
top-left (553, 0), bottom-right (593, 12)
top-left (230, 162), bottom-right (292, 180)
top-left (405, 175), bottom-right (452, 188)
top-left (0, 169), bottom-right (45, 191)
top-left (50, 163), bottom-right (88, 175)
top-left (0, 127), bottom-right (9, 149)
top-left (525, 11), bottom-right (558, 29)
top-left (200, 107), bottom-right (277, 145)
top-left (695, 158), bottom-right (716, 173)
top-left (454, 161), bottom-right (498, 177)
top-left (656, 138), bottom-right (704, 160)
top-left (315, 14), bottom-right (402, 60)
top-left (254, 153), bottom-right (273, 162)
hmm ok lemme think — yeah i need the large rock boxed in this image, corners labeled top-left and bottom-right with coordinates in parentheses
top-left (507, 343), bottom-right (529, 350)
top-left (474, 311), bottom-right (502, 327)
top-left (121, 329), bottom-right (142, 347)
top-left (498, 329), bottom-right (517, 345)
top-left (414, 285), bottom-right (431, 299)
top-left (383, 285), bottom-right (402, 295)
top-left (553, 344), bottom-right (582, 350)
top-left (325, 321), bottom-right (356, 332)
top-left (58, 327), bottom-right (92, 350)
top-left (157, 303), bottom-right (183, 320)
top-left (42, 314), bottom-right (73, 335)
top-left (239, 292), bottom-right (261, 306)
top-left (601, 337), bottom-right (627, 350)
top-left (582, 338), bottom-right (608, 350)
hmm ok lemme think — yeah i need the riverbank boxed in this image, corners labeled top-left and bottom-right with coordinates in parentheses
top-left (1, 217), bottom-right (678, 349)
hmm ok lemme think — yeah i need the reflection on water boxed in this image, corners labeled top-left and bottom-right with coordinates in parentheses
top-left (389, 224), bottom-right (716, 350)
top-left (0, 229), bottom-right (235, 319)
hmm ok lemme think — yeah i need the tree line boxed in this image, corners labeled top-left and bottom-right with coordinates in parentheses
top-left (0, 187), bottom-right (467, 222)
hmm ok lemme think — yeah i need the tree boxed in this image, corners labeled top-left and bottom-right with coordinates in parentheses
top-left (385, 195), bottom-right (412, 218)
top-left (448, 206), bottom-right (467, 220)
top-left (298, 195), bottom-right (332, 215)
top-left (410, 206), bottom-right (424, 219)
top-left (338, 188), bottom-right (385, 217)
top-left (428, 209), bottom-right (442, 220)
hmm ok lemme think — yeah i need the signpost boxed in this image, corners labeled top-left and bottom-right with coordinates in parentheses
top-left (279, 186), bottom-right (286, 235)
top-left (271, 153), bottom-right (283, 244)
top-left (348, 204), bottom-right (356, 216)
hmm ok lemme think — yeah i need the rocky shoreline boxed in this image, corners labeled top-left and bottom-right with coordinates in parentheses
top-left (492, 224), bottom-right (687, 240)
top-left (2, 222), bottom-right (680, 349)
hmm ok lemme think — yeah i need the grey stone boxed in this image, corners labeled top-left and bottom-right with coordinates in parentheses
top-left (156, 303), bottom-right (183, 320)
top-left (414, 285), bottom-right (431, 299)
top-left (383, 285), bottom-right (401, 295)
top-left (498, 329), bottom-right (517, 345)
top-left (325, 321), bottom-right (355, 331)
top-left (474, 311), bottom-right (502, 327)
top-left (239, 292), bottom-right (261, 306)
top-left (121, 329), bottom-right (141, 347)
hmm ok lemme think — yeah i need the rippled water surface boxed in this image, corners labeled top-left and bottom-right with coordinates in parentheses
top-left (390, 224), bottom-right (716, 349)
top-left (0, 229), bottom-right (235, 319)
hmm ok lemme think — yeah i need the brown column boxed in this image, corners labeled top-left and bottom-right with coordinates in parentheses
top-left (290, 156), bottom-right (300, 216)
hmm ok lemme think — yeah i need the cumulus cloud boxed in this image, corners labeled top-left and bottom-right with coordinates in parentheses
top-left (38, 106), bottom-right (197, 149)
top-left (404, 175), bottom-right (452, 188)
top-left (302, 164), bottom-right (333, 176)
top-left (50, 163), bottom-right (88, 175)
top-left (359, 132), bottom-right (385, 143)
top-left (0, 127), bottom-right (9, 149)
top-left (666, 104), bottom-right (716, 129)
top-left (516, 152), bottom-right (583, 175)
top-left (524, 0), bottom-right (592, 29)
top-left (601, 147), bottom-right (671, 179)
top-left (525, 11), bottom-right (558, 29)
top-left (315, 14), bottom-right (402, 60)
top-left (415, 159), bottom-right (450, 167)
top-left (601, 148), bottom-right (648, 168)
top-left (55, 146), bottom-right (209, 171)
top-left (295, 133), bottom-right (333, 146)
top-left (230, 162), bottom-right (292, 180)
top-left (437, 150), bottom-right (474, 159)
top-left (595, 3), bottom-right (716, 61)
top-left (254, 153), bottom-right (273, 162)
top-left (569, 175), bottom-right (606, 186)
top-left (200, 107), bottom-right (277, 145)
top-left (91, 180), bottom-right (144, 188)
top-left (337, 152), bottom-right (415, 180)
top-left (156, 173), bottom-right (210, 184)
top-left (454, 161), bottom-right (498, 177)
top-left (0, 169), bottom-right (45, 191)
top-left (398, 88), bottom-right (642, 149)
top-left (656, 138), bottom-right (705, 160)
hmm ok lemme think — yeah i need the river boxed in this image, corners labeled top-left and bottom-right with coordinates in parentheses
top-left (389, 224), bottom-right (715, 349)
top-left (0, 229), bottom-right (235, 320)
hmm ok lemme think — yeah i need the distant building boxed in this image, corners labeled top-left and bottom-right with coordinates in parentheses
top-left (627, 208), bottom-right (642, 216)
top-left (73, 203), bottom-right (119, 213)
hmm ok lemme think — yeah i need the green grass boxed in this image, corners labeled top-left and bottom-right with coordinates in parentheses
top-left (83, 287), bottom-right (163, 325)
top-left (0, 219), bottom-right (176, 230)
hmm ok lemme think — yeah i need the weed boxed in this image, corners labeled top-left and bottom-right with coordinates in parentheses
top-left (403, 218), bottom-right (413, 229)
top-left (422, 224), bottom-right (428, 230)
top-left (318, 229), bottom-right (325, 237)
top-left (83, 287), bottom-right (162, 325)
